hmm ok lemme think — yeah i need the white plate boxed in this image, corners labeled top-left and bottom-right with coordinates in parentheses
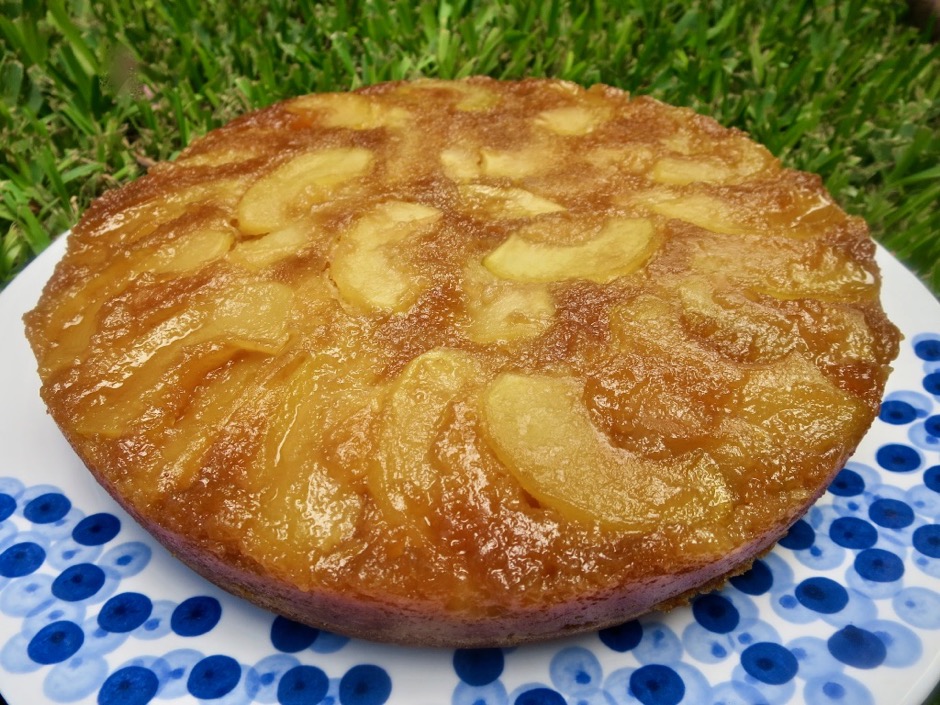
top-left (0, 236), bottom-right (938, 705)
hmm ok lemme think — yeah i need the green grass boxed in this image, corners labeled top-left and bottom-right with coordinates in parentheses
top-left (1, 0), bottom-right (939, 295)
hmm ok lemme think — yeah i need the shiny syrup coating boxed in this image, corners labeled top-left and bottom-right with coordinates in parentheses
top-left (24, 78), bottom-right (900, 646)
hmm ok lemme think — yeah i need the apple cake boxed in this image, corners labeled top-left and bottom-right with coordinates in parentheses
top-left (24, 78), bottom-right (900, 647)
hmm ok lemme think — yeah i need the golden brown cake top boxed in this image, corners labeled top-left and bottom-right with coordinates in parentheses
top-left (24, 78), bottom-right (899, 643)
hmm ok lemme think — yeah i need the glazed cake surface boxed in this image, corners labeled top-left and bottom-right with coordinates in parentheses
top-left (24, 78), bottom-right (900, 646)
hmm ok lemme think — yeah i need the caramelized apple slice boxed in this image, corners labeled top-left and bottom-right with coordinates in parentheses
top-left (609, 293), bottom-right (745, 408)
top-left (482, 373), bottom-right (732, 530)
top-left (156, 355), bottom-right (279, 495)
top-left (535, 105), bottom-right (609, 135)
top-left (804, 307), bottom-right (878, 364)
top-left (370, 350), bottom-right (481, 525)
top-left (688, 234), bottom-right (877, 303)
top-left (143, 229), bottom-right (234, 274)
top-left (459, 184), bottom-right (565, 218)
top-left (248, 356), bottom-right (364, 557)
top-left (451, 84), bottom-right (500, 111)
top-left (711, 352), bottom-right (872, 476)
top-left (37, 227), bottom-right (234, 378)
top-left (643, 192), bottom-right (754, 235)
top-left (287, 93), bottom-right (410, 129)
top-left (463, 263), bottom-right (555, 344)
top-left (237, 148), bottom-right (373, 235)
top-left (736, 354), bottom-right (869, 452)
top-left (403, 79), bottom-right (500, 111)
top-left (440, 148), bottom-right (481, 181)
top-left (483, 218), bottom-right (655, 284)
top-left (678, 278), bottom-right (798, 364)
top-left (652, 132), bottom-right (773, 185)
top-left (203, 281), bottom-right (293, 354)
top-left (586, 146), bottom-right (656, 174)
top-left (177, 136), bottom-right (273, 167)
top-left (330, 201), bottom-right (442, 312)
top-left (760, 247), bottom-right (877, 302)
top-left (73, 281), bottom-right (293, 437)
top-left (480, 148), bottom-right (546, 180)
top-left (651, 157), bottom-right (737, 185)
top-left (229, 222), bottom-right (312, 270)
top-left (639, 185), bottom-right (843, 240)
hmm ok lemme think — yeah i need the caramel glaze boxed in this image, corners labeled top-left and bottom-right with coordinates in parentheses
top-left (24, 78), bottom-right (900, 646)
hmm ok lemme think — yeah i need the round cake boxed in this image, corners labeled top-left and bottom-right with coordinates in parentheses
top-left (24, 78), bottom-right (900, 647)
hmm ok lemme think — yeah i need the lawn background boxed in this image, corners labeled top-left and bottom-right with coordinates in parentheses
top-left (0, 1), bottom-right (938, 704)
top-left (1, 0), bottom-right (938, 296)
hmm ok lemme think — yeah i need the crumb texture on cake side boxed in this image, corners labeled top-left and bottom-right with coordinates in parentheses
top-left (23, 78), bottom-right (900, 647)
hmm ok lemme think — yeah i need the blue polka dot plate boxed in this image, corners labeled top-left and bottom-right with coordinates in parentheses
top-left (1, 238), bottom-right (938, 705)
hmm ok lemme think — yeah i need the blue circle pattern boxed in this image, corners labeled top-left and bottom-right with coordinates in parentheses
top-left (0, 482), bottom-right (375, 704)
top-left (23, 493), bottom-right (71, 525)
top-left (778, 519), bottom-right (815, 550)
top-left (829, 516), bottom-right (878, 549)
top-left (876, 444), bottom-right (922, 473)
top-left (880, 400), bottom-right (918, 425)
top-left (0, 494), bottom-right (16, 523)
top-left (27, 620), bottom-right (85, 665)
top-left (99, 665), bottom-right (160, 705)
top-left (692, 593), bottom-right (740, 634)
top-left (0, 332), bottom-right (938, 705)
top-left (98, 593), bottom-right (153, 633)
top-left (0, 542), bottom-right (46, 578)
top-left (630, 664), bottom-right (685, 705)
top-left (728, 558), bottom-right (773, 595)
top-left (828, 467), bottom-right (866, 497)
top-left (270, 615), bottom-right (320, 653)
top-left (869, 498), bottom-right (915, 529)
top-left (171, 595), bottom-right (222, 637)
top-left (795, 577), bottom-right (848, 614)
top-left (740, 642), bottom-right (799, 685)
top-left (277, 664), bottom-right (329, 704)
top-left (72, 513), bottom-right (121, 546)
top-left (339, 664), bottom-right (393, 705)
top-left (187, 654), bottom-right (242, 699)
top-left (914, 336), bottom-right (940, 362)
top-left (51, 563), bottom-right (106, 602)
top-left (455, 648), bottom-right (504, 686)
